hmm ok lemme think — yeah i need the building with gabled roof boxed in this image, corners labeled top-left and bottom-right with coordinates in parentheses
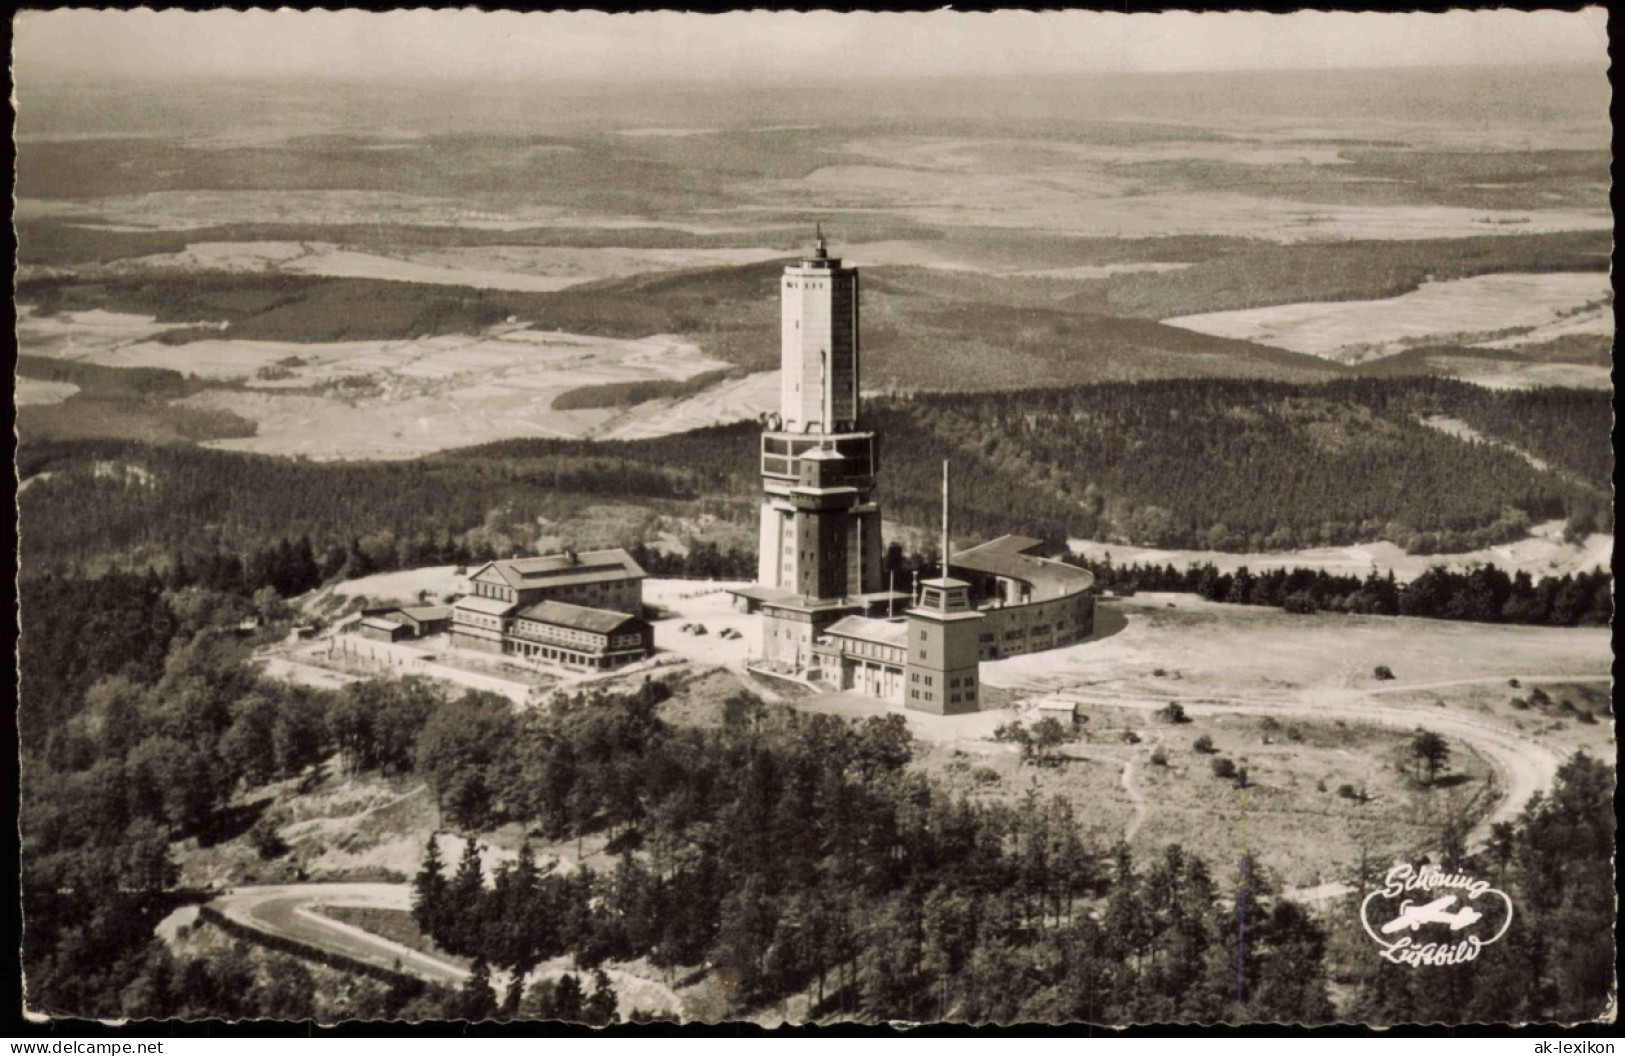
top-left (506, 600), bottom-right (653, 671)
top-left (449, 547), bottom-right (652, 670)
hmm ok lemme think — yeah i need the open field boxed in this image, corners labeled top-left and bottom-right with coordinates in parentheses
top-left (635, 582), bottom-right (1610, 889)
top-left (984, 594), bottom-right (1609, 705)
top-left (328, 566), bottom-right (474, 607)
top-left (16, 306), bottom-right (184, 359)
top-left (983, 597), bottom-right (1608, 779)
top-left (15, 191), bottom-right (630, 232)
top-left (14, 377), bottom-right (80, 406)
top-left (1164, 271), bottom-right (1612, 362)
top-left (600, 371), bottom-right (780, 440)
top-left (752, 183), bottom-right (1610, 244)
top-left (17, 308), bottom-right (740, 458)
top-left (1069, 520), bottom-right (1614, 584)
top-left (115, 239), bottom-right (792, 292)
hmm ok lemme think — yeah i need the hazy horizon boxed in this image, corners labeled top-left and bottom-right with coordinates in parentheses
top-left (14, 9), bottom-right (1609, 86)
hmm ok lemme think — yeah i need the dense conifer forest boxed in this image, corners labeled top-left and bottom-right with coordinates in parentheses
top-left (19, 377), bottom-right (1611, 584)
top-left (1063, 556), bottom-right (1612, 628)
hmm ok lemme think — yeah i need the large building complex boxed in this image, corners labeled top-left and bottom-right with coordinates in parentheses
top-left (731, 233), bottom-right (1096, 714)
top-left (450, 548), bottom-right (654, 671)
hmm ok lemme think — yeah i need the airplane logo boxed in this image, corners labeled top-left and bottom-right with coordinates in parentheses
top-left (1380, 895), bottom-right (1483, 934)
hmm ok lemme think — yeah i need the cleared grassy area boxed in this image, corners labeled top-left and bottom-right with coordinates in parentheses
top-left (1063, 230), bottom-right (1610, 320)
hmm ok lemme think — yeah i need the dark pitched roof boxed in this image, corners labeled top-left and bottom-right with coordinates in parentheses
top-left (973, 534), bottom-right (1047, 556)
top-left (396, 605), bottom-right (452, 623)
top-left (513, 599), bottom-right (643, 635)
top-left (473, 548), bottom-right (646, 591)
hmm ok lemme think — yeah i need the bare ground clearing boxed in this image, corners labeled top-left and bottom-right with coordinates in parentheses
top-left (116, 240), bottom-right (790, 292)
top-left (14, 377), bottom-right (80, 406)
top-left (33, 323), bottom-right (735, 459)
top-left (1164, 272), bottom-right (1612, 360)
top-left (14, 311), bottom-right (765, 457)
top-left (976, 595), bottom-right (1608, 857)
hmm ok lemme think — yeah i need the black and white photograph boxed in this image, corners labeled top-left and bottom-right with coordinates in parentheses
top-left (11, 7), bottom-right (1615, 1031)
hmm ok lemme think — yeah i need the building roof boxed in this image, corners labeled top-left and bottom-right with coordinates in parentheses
top-left (360, 616), bottom-right (404, 633)
top-left (514, 599), bottom-right (643, 635)
top-left (396, 605), bottom-right (452, 623)
top-left (823, 615), bottom-right (910, 647)
top-left (726, 584), bottom-right (803, 604)
top-left (973, 534), bottom-right (1048, 556)
top-left (952, 539), bottom-right (1095, 601)
top-left (472, 548), bottom-right (646, 591)
top-left (453, 595), bottom-right (520, 617)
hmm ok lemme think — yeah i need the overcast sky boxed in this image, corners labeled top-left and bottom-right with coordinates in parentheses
top-left (13, 8), bottom-right (1610, 84)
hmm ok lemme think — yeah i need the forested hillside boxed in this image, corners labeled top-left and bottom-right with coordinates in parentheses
top-left (910, 376), bottom-right (1610, 551)
top-left (17, 377), bottom-right (1611, 580)
top-left (19, 576), bottom-right (1616, 1023)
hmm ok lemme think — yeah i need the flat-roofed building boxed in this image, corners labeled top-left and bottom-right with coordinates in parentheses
top-left (950, 536), bottom-right (1095, 660)
top-left (813, 615), bottom-right (910, 702)
top-left (903, 575), bottom-right (985, 715)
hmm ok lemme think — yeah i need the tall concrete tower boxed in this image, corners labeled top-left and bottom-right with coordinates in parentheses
top-left (732, 230), bottom-right (894, 669)
top-left (778, 225), bottom-right (859, 434)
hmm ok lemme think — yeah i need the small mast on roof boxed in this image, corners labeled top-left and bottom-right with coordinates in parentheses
top-left (814, 221), bottom-right (828, 259)
top-left (941, 459), bottom-right (951, 579)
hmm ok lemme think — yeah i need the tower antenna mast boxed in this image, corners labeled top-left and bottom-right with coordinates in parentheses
top-left (941, 459), bottom-right (950, 580)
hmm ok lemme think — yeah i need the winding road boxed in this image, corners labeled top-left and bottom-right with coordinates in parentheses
top-left (207, 882), bottom-right (685, 1018)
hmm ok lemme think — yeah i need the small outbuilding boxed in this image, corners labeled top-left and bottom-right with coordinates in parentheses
top-left (358, 615), bottom-right (412, 643)
top-left (392, 605), bottom-right (452, 638)
top-left (1034, 697), bottom-right (1085, 725)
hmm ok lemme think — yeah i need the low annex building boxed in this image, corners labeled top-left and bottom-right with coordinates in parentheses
top-left (449, 548), bottom-right (653, 670)
top-left (357, 604), bottom-right (453, 642)
top-left (813, 538), bottom-right (1094, 712)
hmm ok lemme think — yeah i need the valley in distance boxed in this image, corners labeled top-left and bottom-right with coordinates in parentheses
top-left (15, 51), bottom-right (1614, 1030)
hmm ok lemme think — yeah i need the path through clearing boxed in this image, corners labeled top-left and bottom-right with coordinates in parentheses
top-left (1034, 681), bottom-right (1577, 845)
top-left (1120, 755), bottom-right (1149, 842)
